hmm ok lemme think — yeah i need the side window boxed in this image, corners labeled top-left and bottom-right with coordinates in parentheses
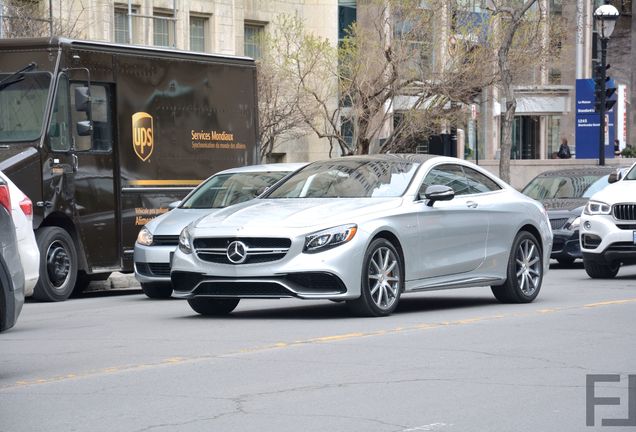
top-left (48, 75), bottom-right (71, 152)
top-left (71, 83), bottom-right (113, 152)
top-left (420, 164), bottom-right (470, 197)
top-left (462, 167), bottom-right (502, 194)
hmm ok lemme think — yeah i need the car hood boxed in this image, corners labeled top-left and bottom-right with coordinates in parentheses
top-left (541, 198), bottom-right (588, 211)
top-left (145, 208), bottom-right (218, 236)
top-left (193, 197), bottom-right (403, 232)
top-left (588, 180), bottom-right (636, 205)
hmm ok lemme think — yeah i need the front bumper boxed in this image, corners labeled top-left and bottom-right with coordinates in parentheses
top-left (133, 243), bottom-right (175, 284)
top-left (170, 234), bottom-right (366, 301)
top-left (550, 229), bottom-right (581, 260)
top-left (580, 214), bottom-right (636, 265)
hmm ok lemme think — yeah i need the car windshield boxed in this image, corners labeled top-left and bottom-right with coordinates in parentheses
top-left (522, 174), bottom-right (609, 200)
top-left (625, 165), bottom-right (636, 181)
top-left (266, 159), bottom-right (418, 198)
top-left (0, 72), bottom-right (52, 142)
top-left (180, 171), bottom-right (289, 209)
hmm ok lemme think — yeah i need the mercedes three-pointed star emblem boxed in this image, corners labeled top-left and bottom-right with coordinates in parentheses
top-left (226, 240), bottom-right (247, 264)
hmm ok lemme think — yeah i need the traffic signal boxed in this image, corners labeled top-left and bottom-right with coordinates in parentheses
top-left (593, 63), bottom-right (617, 112)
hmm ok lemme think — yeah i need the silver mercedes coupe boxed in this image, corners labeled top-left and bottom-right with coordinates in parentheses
top-left (171, 155), bottom-right (552, 317)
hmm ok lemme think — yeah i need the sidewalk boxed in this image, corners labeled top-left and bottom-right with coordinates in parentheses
top-left (84, 273), bottom-right (141, 293)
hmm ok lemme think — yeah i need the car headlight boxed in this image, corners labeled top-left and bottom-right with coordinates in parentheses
top-left (584, 200), bottom-right (611, 215)
top-left (136, 227), bottom-right (153, 246)
top-left (565, 216), bottom-right (580, 231)
top-left (178, 227), bottom-right (193, 254)
top-left (304, 224), bottom-right (357, 253)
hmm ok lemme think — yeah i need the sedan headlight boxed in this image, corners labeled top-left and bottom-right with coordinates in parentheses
top-left (304, 224), bottom-right (357, 253)
top-left (584, 201), bottom-right (611, 215)
top-left (178, 227), bottom-right (193, 254)
top-left (565, 216), bottom-right (580, 231)
top-left (136, 227), bottom-right (153, 246)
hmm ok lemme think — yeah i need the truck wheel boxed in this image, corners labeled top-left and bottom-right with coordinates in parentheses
top-left (188, 298), bottom-right (240, 315)
top-left (33, 227), bottom-right (78, 302)
top-left (583, 260), bottom-right (619, 279)
top-left (491, 231), bottom-right (543, 303)
top-left (141, 283), bottom-right (173, 299)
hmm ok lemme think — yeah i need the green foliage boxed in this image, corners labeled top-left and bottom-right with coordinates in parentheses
top-left (621, 145), bottom-right (636, 158)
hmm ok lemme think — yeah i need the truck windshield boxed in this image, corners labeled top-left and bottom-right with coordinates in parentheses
top-left (0, 72), bottom-right (51, 143)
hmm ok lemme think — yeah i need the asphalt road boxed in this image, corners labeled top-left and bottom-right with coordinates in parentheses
top-left (1, 263), bottom-right (635, 432)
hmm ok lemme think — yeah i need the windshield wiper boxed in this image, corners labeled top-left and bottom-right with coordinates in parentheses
top-left (0, 62), bottom-right (37, 91)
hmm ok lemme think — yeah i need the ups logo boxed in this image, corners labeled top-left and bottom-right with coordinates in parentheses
top-left (132, 112), bottom-right (154, 162)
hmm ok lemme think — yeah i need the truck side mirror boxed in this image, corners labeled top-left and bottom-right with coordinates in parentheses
top-left (74, 86), bottom-right (91, 112)
top-left (76, 120), bottom-right (93, 136)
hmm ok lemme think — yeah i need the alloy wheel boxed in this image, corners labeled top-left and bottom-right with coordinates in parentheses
top-left (515, 239), bottom-right (541, 296)
top-left (367, 246), bottom-right (401, 310)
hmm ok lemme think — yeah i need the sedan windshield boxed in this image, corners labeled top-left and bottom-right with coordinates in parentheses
top-left (180, 171), bottom-right (289, 209)
top-left (267, 159), bottom-right (418, 198)
top-left (0, 72), bottom-right (51, 142)
top-left (522, 174), bottom-right (609, 200)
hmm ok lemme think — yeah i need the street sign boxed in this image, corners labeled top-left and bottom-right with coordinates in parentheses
top-left (575, 79), bottom-right (615, 159)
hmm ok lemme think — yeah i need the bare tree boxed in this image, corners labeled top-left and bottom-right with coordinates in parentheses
top-left (0, 0), bottom-right (87, 39)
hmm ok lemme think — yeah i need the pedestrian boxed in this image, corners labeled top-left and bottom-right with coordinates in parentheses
top-left (557, 138), bottom-right (571, 159)
top-left (614, 139), bottom-right (621, 157)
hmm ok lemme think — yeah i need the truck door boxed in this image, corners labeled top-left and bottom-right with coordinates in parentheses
top-left (70, 82), bottom-right (119, 271)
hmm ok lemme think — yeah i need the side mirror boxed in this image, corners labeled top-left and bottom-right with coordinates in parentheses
top-left (608, 170), bottom-right (623, 184)
top-left (74, 86), bottom-right (91, 112)
top-left (168, 201), bottom-right (181, 209)
top-left (76, 120), bottom-right (93, 137)
top-left (424, 185), bottom-right (454, 207)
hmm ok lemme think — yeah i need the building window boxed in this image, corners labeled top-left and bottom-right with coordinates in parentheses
top-left (244, 23), bottom-right (265, 59)
top-left (190, 16), bottom-right (207, 52)
top-left (114, 7), bottom-right (133, 44)
top-left (154, 12), bottom-right (175, 47)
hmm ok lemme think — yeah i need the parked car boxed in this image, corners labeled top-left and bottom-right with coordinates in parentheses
top-left (0, 176), bottom-right (25, 332)
top-left (0, 171), bottom-right (39, 296)
top-left (580, 162), bottom-right (636, 278)
top-left (522, 167), bottom-right (618, 265)
top-left (135, 163), bottom-right (306, 298)
top-left (171, 155), bottom-right (552, 317)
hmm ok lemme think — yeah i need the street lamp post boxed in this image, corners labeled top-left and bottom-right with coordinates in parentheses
top-left (593, 0), bottom-right (619, 166)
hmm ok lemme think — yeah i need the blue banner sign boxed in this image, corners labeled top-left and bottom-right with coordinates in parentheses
top-left (575, 79), bottom-right (615, 159)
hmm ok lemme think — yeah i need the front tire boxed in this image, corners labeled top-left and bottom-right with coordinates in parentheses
top-left (142, 282), bottom-right (173, 299)
top-left (188, 298), bottom-right (240, 315)
top-left (33, 227), bottom-right (78, 302)
top-left (583, 259), bottom-right (619, 279)
top-left (492, 231), bottom-right (543, 304)
top-left (347, 238), bottom-right (403, 317)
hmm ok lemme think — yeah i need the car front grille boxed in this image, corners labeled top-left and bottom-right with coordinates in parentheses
top-left (193, 237), bottom-right (292, 265)
top-left (550, 218), bottom-right (569, 230)
top-left (136, 262), bottom-right (171, 277)
top-left (613, 204), bottom-right (636, 221)
top-left (152, 235), bottom-right (180, 246)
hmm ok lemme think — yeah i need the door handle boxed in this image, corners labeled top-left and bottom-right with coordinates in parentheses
top-left (466, 201), bottom-right (478, 209)
top-left (72, 154), bottom-right (79, 172)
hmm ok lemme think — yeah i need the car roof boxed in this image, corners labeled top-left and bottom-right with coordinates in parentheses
top-left (532, 167), bottom-right (616, 178)
top-left (313, 154), bottom-right (439, 165)
top-left (215, 163), bottom-right (308, 175)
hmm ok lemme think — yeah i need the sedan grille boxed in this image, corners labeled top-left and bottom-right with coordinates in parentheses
top-left (152, 235), bottom-right (180, 246)
top-left (193, 237), bottom-right (292, 265)
top-left (613, 204), bottom-right (636, 221)
top-left (136, 262), bottom-right (171, 277)
top-left (550, 218), bottom-right (569, 230)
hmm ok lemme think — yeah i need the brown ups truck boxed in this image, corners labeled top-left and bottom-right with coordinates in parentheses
top-left (0, 37), bottom-right (258, 301)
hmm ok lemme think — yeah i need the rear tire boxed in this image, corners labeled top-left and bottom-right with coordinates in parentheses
top-left (491, 231), bottom-right (543, 304)
top-left (347, 238), bottom-right (403, 317)
top-left (583, 259), bottom-right (619, 279)
top-left (141, 282), bottom-right (173, 299)
top-left (188, 298), bottom-right (240, 315)
top-left (33, 227), bottom-right (78, 302)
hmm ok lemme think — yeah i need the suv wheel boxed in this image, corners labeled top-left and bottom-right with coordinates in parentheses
top-left (583, 260), bottom-right (619, 279)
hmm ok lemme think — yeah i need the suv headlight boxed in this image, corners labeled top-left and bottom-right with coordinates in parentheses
top-left (584, 201), bottom-right (611, 215)
top-left (304, 224), bottom-right (357, 253)
top-left (178, 227), bottom-right (193, 254)
top-left (136, 227), bottom-right (153, 246)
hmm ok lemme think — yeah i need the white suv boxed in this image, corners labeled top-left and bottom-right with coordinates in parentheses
top-left (580, 163), bottom-right (636, 278)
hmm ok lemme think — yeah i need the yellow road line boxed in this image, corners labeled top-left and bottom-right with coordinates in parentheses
top-left (3, 297), bottom-right (636, 391)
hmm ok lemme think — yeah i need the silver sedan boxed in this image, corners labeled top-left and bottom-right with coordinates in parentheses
top-left (171, 155), bottom-right (552, 317)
